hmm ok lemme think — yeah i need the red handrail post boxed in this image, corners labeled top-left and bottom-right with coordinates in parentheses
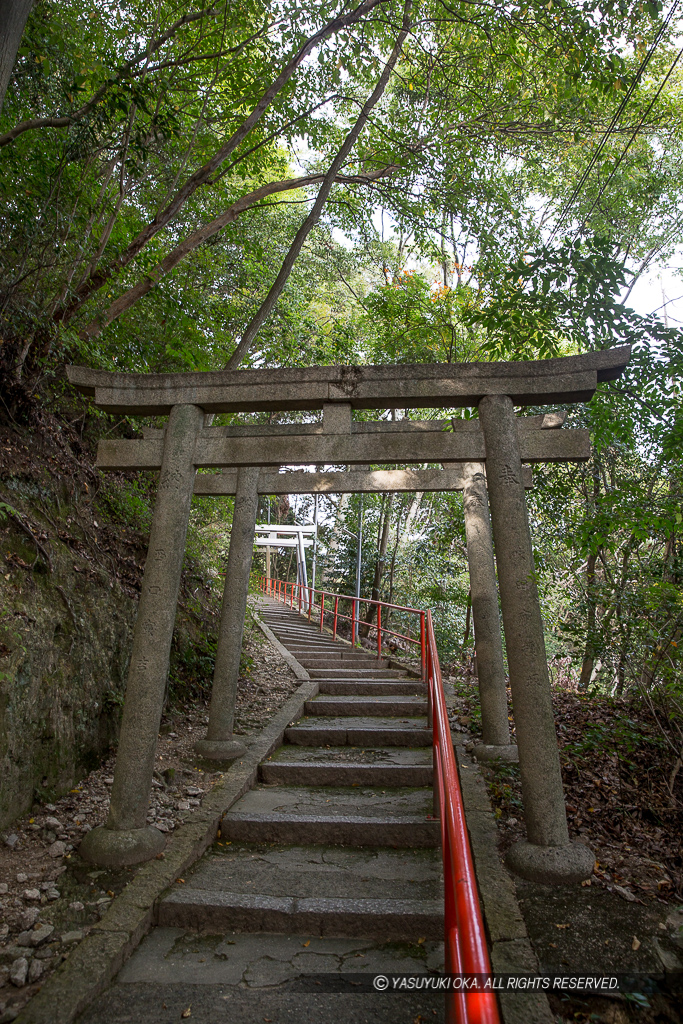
top-left (308, 586), bottom-right (313, 621)
top-left (351, 599), bottom-right (356, 647)
top-left (290, 582), bottom-right (294, 609)
top-left (320, 593), bottom-right (325, 632)
top-left (420, 612), bottom-right (426, 680)
top-left (333, 597), bottom-right (338, 640)
top-left (298, 583), bottom-right (302, 613)
top-left (377, 604), bottom-right (382, 661)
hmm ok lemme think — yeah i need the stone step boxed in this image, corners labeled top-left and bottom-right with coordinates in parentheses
top-left (264, 623), bottom-right (325, 632)
top-left (281, 643), bottom-right (378, 654)
top-left (277, 640), bottom-right (343, 649)
top-left (307, 668), bottom-right (407, 679)
top-left (304, 695), bottom-right (429, 717)
top-left (159, 891), bottom-right (442, 939)
top-left (285, 647), bottom-right (381, 660)
top-left (261, 620), bottom-right (320, 629)
top-left (260, 758), bottom-right (432, 787)
top-left (264, 744), bottom-right (432, 768)
top-left (261, 626), bottom-right (323, 636)
top-left (158, 841), bottom-right (442, 937)
top-left (296, 663), bottom-right (387, 671)
top-left (318, 679), bottom-right (426, 695)
top-left (278, 646), bottom-right (345, 656)
top-left (285, 715), bottom-right (431, 748)
top-left (222, 812), bottom-right (438, 847)
top-left (220, 785), bottom-right (438, 847)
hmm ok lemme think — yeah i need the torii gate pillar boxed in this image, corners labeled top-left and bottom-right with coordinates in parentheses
top-left (479, 395), bottom-right (594, 884)
top-left (194, 466), bottom-right (260, 761)
top-left (461, 462), bottom-right (517, 762)
top-left (80, 404), bottom-right (203, 866)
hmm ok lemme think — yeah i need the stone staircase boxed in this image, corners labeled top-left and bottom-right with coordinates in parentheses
top-left (158, 598), bottom-right (444, 943)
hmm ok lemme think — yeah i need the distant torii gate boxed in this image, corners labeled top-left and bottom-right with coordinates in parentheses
top-left (67, 347), bottom-right (630, 886)
top-left (254, 524), bottom-right (315, 607)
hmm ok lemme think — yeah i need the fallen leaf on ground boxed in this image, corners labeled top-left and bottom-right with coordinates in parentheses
top-left (181, 1009), bottom-right (191, 1019)
top-left (417, 936), bottom-right (426, 944)
top-left (632, 936), bottom-right (641, 950)
top-left (555, 924), bottom-right (570, 929)
top-left (302, 940), bottom-right (310, 947)
top-left (614, 884), bottom-right (637, 903)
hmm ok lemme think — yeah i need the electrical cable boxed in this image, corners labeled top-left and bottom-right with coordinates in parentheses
top-left (548, 0), bottom-right (679, 242)
top-left (573, 42), bottom-right (683, 239)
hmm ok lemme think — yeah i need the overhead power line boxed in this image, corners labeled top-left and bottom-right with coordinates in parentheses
top-left (573, 42), bottom-right (683, 240)
top-left (548, 0), bottom-right (680, 242)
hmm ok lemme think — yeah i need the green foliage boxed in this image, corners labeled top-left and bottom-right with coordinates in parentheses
top-left (486, 762), bottom-right (524, 818)
top-left (98, 477), bottom-right (154, 535)
top-left (168, 632), bottom-right (217, 703)
top-left (363, 271), bottom-right (481, 364)
top-left (563, 713), bottom-right (667, 765)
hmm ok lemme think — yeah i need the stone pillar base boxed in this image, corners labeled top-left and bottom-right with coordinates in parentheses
top-left (79, 825), bottom-right (165, 867)
top-left (505, 839), bottom-right (594, 884)
top-left (471, 743), bottom-right (518, 763)
top-left (193, 737), bottom-right (247, 761)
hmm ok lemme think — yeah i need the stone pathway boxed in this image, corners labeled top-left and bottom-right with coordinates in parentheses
top-left (77, 598), bottom-right (445, 1023)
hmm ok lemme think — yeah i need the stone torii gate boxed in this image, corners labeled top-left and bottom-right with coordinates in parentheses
top-left (67, 347), bottom-right (630, 884)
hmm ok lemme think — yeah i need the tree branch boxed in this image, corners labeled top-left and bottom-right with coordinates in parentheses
top-left (78, 167), bottom-right (398, 339)
top-left (53, 0), bottom-right (389, 325)
top-left (225, 0), bottom-right (412, 369)
top-left (0, 6), bottom-right (223, 147)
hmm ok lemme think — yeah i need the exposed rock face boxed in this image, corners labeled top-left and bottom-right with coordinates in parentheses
top-left (0, 412), bottom-right (220, 834)
top-left (0, 542), bottom-right (136, 827)
top-left (0, 468), bottom-right (139, 827)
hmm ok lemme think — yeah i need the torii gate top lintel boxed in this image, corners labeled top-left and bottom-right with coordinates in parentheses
top-left (67, 346), bottom-right (630, 415)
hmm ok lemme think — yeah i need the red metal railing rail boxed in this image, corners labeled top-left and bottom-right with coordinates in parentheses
top-left (259, 574), bottom-right (426, 676)
top-left (258, 575), bottom-right (500, 1024)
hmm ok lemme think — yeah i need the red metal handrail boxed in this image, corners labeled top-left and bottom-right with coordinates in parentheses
top-left (426, 609), bottom-right (499, 1024)
top-left (258, 574), bottom-right (500, 1024)
top-left (259, 574), bottom-right (425, 676)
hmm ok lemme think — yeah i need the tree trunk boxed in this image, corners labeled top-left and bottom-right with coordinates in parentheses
top-left (578, 459), bottom-right (601, 692)
top-left (360, 494), bottom-right (393, 635)
top-left (578, 551), bottom-right (597, 690)
top-left (323, 493), bottom-right (349, 588)
top-left (0, 0), bottom-right (33, 116)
